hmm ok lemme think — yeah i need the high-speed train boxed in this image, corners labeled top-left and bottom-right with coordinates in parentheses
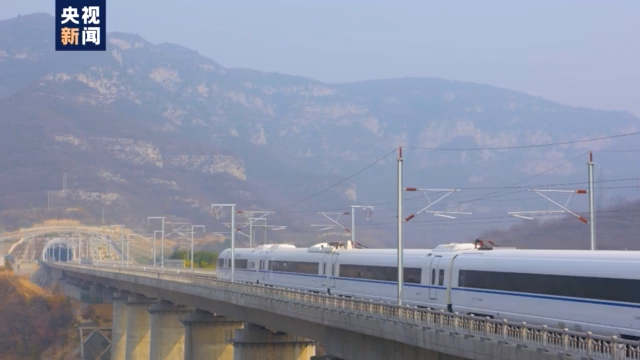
top-left (217, 240), bottom-right (640, 340)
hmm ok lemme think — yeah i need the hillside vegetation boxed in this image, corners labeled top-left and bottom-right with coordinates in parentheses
top-left (0, 270), bottom-right (75, 360)
top-left (169, 249), bottom-right (218, 268)
top-left (1, 13), bottom-right (639, 247)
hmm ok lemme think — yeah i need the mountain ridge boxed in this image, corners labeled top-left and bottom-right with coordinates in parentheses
top-left (0, 13), bottom-right (639, 248)
top-left (6, 13), bottom-right (635, 118)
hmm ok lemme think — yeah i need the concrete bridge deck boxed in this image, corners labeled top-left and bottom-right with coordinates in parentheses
top-left (50, 262), bottom-right (639, 360)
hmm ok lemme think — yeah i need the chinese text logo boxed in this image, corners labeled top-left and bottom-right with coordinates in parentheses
top-left (55, 0), bottom-right (106, 51)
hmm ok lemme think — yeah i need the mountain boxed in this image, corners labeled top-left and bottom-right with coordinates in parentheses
top-left (1, 13), bottom-right (639, 248)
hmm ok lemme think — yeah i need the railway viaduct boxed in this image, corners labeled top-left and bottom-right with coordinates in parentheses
top-left (45, 261), bottom-right (632, 360)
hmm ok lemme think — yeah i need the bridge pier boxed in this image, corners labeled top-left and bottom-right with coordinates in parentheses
top-left (149, 301), bottom-right (191, 360)
top-left (102, 287), bottom-right (114, 303)
top-left (124, 294), bottom-right (155, 360)
top-left (89, 282), bottom-right (105, 303)
top-left (111, 291), bottom-right (129, 360)
top-left (180, 310), bottom-right (243, 360)
top-left (230, 323), bottom-right (316, 360)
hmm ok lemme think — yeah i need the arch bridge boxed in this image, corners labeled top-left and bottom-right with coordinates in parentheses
top-left (4, 226), bottom-right (131, 264)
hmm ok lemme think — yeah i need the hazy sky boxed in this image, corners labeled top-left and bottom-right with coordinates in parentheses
top-left (3, 0), bottom-right (639, 115)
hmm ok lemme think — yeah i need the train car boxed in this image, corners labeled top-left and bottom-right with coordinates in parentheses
top-left (218, 241), bottom-right (473, 309)
top-left (264, 244), bottom-right (436, 297)
top-left (217, 247), bottom-right (260, 283)
top-left (258, 246), bottom-right (326, 290)
top-left (329, 247), bottom-right (435, 305)
top-left (219, 241), bottom-right (640, 338)
top-left (448, 248), bottom-right (640, 339)
top-left (218, 244), bottom-right (302, 284)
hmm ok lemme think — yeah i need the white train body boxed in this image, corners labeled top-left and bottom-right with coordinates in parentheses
top-left (217, 242), bottom-right (640, 340)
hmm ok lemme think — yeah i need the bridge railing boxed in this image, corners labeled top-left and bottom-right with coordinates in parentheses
top-left (57, 263), bottom-right (639, 360)
top-left (89, 262), bottom-right (217, 276)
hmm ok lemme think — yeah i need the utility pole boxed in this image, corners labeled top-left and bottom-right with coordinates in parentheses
top-left (75, 234), bottom-right (81, 263)
top-left (106, 236), bottom-right (112, 264)
top-left (111, 225), bottom-right (125, 268)
top-left (153, 231), bottom-right (162, 268)
top-left (310, 212), bottom-right (351, 233)
top-left (403, 189), bottom-right (470, 221)
top-left (126, 234), bottom-right (131, 267)
top-left (246, 218), bottom-right (286, 245)
top-left (397, 147), bottom-right (404, 306)
top-left (588, 151), bottom-right (596, 250)
top-left (47, 192), bottom-right (55, 209)
top-left (148, 217), bottom-right (165, 268)
top-left (401, 183), bottom-right (470, 304)
top-left (121, 226), bottom-right (125, 266)
top-left (350, 205), bottom-right (374, 246)
top-left (164, 222), bottom-right (191, 242)
top-left (92, 234), bottom-right (97, 261)
top-left (212, 204), bottom-right (237, 281)
top-left (508, 189), bottom-right (588, 222)
top-left (236, 210), bottom-right (274, 248)
top-left (190, 225), bottom-right (205, 271)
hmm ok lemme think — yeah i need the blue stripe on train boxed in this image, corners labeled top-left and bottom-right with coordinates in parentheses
top-left (451, 287), bottom-right (640, 309)
top-left (219, 268), bottom-right (640, 309)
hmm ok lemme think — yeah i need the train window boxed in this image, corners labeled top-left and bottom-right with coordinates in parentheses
top-left (405, 268), bottom-right (421, 284)
top-left (235, 259), bottom-right (248, 269)
top-left (339, 264), bottom-right (421, 284)
top-left (458, 270), bottom-right (640, 304)
top-left (217, 258), bottom-right (225, 268)
top-left (270, 260), bottom-right (319, 274)
top-left (431, 269), bottom-right (436, 285)
top-left (438, 269), bottom-right (445, 286)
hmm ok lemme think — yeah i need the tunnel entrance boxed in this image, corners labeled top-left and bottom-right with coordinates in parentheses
top-left (43, 239), bottom-right (75, 262)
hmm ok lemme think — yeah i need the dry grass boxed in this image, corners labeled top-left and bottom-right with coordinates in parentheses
top-left (90, 304), bottom-right (113, 326)
top-left (0, 271), bottom-right (46, 300)
top-left (30, 219), bottom-right (83, 228)
top-left (0, 272), bottom-right (75, 359)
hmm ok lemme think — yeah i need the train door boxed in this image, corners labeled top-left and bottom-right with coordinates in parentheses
top-left (329, 253), bottom-right (339, 288)
top-left (321, 253), bottom-right (331, 286)
top-left (429, 256), bottom-right (442, 300)
top-left (259, 251), bottom-right (268, 280)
